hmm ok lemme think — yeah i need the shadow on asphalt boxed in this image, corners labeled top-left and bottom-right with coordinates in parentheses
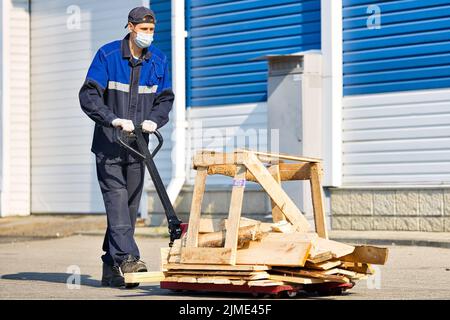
top-left (1, 272), bottom-right (102, 288)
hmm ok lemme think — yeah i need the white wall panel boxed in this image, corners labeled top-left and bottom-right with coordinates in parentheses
top-left (187, 102), bottom-right (268, 186)
top-left (343, 88), bottom-right (450, 186)
top-left (30, 0), bottom-right (162, 213)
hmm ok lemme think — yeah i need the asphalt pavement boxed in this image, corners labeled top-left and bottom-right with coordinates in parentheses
top-left (1, 234), bottom-right (449, 300)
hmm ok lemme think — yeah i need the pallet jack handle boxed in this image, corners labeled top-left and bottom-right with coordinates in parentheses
top-left (115, 125), bottom-right (183, 247)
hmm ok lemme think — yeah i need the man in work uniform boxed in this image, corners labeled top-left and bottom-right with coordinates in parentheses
top-left (79, 7), bottom-right (174, 288)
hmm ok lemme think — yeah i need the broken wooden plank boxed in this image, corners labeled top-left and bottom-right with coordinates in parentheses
top-left (271, 268), bottom-right (349, 283)
top-left (168, 254), bottom-right (181, 264)
top-left (243, 152), bottom-right (310, 232)
top-left (177, 276), bottom-right (198, 283)
top-left (169, 239), bottom-right (182, 256)
top-left (124, 271), bottom-right (166, 284)
top-left (237, 149), bottom-right (322, 163)
top-left (270, 220), bottom-right (294, 233)
top-left (193, 151), bottom-right (248, 168)
top-left (185, 166), bottom-right (208, 248)
top-left (163, 263), bottom-right (270, 272)
top-left (310, 238), bottom-right (355, 259)
top-left (180, 247), bottom-right (233, 265)
top-left (309, 163), bottom-right (328, 239)
top-left (237, 240), bottom-right (311, 267)
top-left (220, 217), bottom-right (261, 231)
top-left (196, 277), bottom-right (232, 285)
top-left (323, 268), bottom-right (359, 278)
top-left (304, 259), bottom-right (342, 271)
top-left (247, 279), bottom-right (285, 287)
top-left (263, 232), bottom-right (318, 242)
top-left (207, 163), bottom-right (313, 181)
top-left (224, 164), bottom-right (247, 265)
top-left (340, 262), bottom-right (374, 275)
top-left (166, 270), bottom-right (249, 276)
top-left (307, 251), bottom-right (333, 264)
top-left (167, 271), bottom-right (269, 280)
top-left (269, 164), bottom-right (286, 223)
top-left (340, 245), bottom-right (389, 265)
top-left (268, 274), bottom-right (325, 284)
top-left (230, 280), bottom-right (247, 286)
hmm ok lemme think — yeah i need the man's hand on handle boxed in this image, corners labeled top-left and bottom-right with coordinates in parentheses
top-left (142, 120), bottom-right (157, 133)
top-left (112, 118), bottom-right (135, 133)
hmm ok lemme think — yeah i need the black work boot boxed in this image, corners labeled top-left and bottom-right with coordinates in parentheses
top-left (120, 255), bottom-right (147, 289)
top-left (120, 255), bottom-right (148, 274)
top-left (101, 263), bottom-right (125, 287)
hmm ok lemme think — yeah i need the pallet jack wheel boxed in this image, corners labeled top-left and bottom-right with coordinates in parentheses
top-left (285, 290), bottom-right (298, 298)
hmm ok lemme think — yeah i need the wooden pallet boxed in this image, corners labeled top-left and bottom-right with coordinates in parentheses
top-left (182, 149), bottom-right (329, 266)
top-left (123, 149), bottom-right (389, 297)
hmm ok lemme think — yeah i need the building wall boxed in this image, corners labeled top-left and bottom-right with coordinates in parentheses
top-left (0, 0), bottom-right (31, 217)
top-left (343, 0), bottom-right (450, 96)
top-left (331, 188), bottom-right (450, 233)
top-left (330, 0), bottom-right (450, 232)
top-left (30, 0), bottom-right (172, 214)
top-left (150, 0), bottom-right (324, 225)
top-left (186, 0), bottom-right (322, 107)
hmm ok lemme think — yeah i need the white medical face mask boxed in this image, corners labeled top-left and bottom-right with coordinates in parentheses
top-left (134, 32), bottom-right (153, 48)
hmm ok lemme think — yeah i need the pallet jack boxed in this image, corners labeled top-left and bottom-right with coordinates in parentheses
top-left (116, 125), bottom-right (186, 247)
top-left (117, 126), bottom-right (354, 297)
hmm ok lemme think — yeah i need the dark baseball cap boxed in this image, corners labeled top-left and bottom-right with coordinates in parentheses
top-left (124, 6), bottom-right (156, 28)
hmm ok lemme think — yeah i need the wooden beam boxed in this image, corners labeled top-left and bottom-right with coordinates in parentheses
top-left (124, 271), bottom-right (165, 284)
top-left (268, 274), bottom-right (325, 284)
top-left (237, 240), bottom-right (311, 267)
top-left (304, 259), bottom-right (342, 271)
top-left (237, 149), bottom-right (322, 163)
top-left (185, 166), bottom-right (207, 248)
top-left (193, 151), bottom-right (247, 168)
top-left (207, 163), bottom-right (312, 181)
top-left (224, 164), bottom-right (247, 265)
top-left (163, 264), bottom-right (269, 271)
top-left (247, 280), bottom-right (285, 287)
top-left (310, 237), bottom-right (355, 259)
top-left (263, 232), bottom-right (318, 242)
top-left (243, 152), bottom-right (310, 232)
top-left (307, 251), bottom-right (333, 264)
top-left (310, 163), bottom-right (328, 239)
top-left (340, 246), bottom-right (389, 265)
top-left (340, 262), bottom-right (374, 275)
top-left (165, 270), bottom-right (268, 277)
top-left (180, 247), bottom-right (233, 265)
top-left (270, 165), bottom-right (286, 223)
top-left (271, 268), bottom-right (349, 283)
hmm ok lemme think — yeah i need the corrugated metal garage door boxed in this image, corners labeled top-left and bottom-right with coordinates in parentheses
top-left (187, 0), bottom-right (321, 107)
top-left (31, 0), bottom-right (172, 213)
top-left (343, 0), bottom-right (450, 96)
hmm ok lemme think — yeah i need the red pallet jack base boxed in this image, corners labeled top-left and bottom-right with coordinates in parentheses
top-left (160, 281), bottom-right (354, 298)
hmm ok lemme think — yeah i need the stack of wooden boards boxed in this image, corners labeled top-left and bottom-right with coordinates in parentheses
top-left (124, 149), bottom-right (388, 295)
top-left (125, 217), bottom-right (389, 290)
